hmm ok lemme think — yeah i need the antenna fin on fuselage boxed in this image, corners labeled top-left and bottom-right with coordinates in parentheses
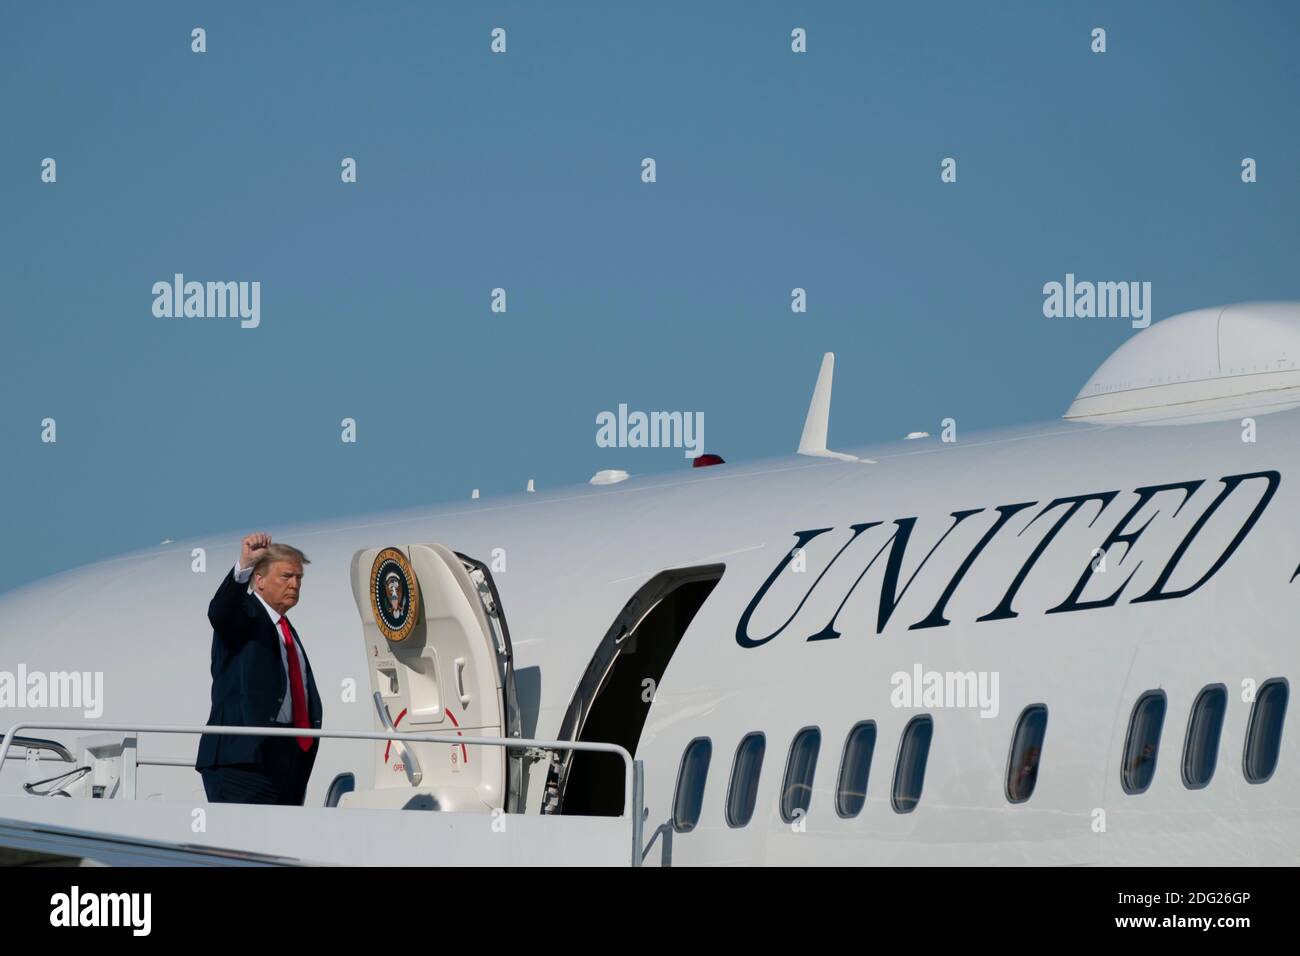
top-left (797, 352), bottom-right (872, 463)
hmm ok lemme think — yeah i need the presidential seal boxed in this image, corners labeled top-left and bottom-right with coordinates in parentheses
top-left (370, 548), bottom-right (420, 642)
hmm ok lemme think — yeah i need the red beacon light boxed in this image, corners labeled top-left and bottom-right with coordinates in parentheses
top-left (692, 454), bottom-right (726, 468)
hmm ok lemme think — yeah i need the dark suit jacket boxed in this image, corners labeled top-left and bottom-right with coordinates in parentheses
top-left (195, 567), bottom-right (323, 771)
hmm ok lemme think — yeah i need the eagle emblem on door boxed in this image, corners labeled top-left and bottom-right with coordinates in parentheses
top-left (370, 547), bottom-right (420, 642)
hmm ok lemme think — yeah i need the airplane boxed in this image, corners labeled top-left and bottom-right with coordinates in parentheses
top-left (1, 301), bottom-right (1296, 866)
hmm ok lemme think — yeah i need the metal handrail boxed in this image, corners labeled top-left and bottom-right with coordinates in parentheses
top-left (372, 692), bottom-right (421, 785)
top-left (2, 736), bottom-right (74, 763)
top-left (0, 721), bottom-right (645, 866)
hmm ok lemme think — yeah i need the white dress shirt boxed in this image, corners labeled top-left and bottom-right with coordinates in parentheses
top-left (234, 560), bottom-right (308, 723)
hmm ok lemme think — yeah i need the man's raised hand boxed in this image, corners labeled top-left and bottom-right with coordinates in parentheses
top-left (240, 532), bottom-right (272, 570)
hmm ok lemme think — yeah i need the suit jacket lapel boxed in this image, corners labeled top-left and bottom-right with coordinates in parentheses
top-left (245, 592), bottom-right (289, 700)
top-left (242, 591), bottom-right (317, 721)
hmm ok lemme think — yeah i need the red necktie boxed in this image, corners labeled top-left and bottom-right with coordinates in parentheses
top-left (278, 616), bottom-right (313, 751)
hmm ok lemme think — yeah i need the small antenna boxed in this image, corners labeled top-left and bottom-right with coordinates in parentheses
top-left (797, 352), bottom-right (872, 463)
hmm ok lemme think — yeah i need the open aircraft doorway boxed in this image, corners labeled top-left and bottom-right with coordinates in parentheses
top-left (547, 565), bottom-right (724, 816)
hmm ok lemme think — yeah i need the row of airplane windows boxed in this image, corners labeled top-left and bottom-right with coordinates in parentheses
top-left (668, 678), bottom-right (1290, 832)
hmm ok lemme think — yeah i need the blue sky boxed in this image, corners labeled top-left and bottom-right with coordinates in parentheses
top-left (2, 1), bottom-right (1298, 591)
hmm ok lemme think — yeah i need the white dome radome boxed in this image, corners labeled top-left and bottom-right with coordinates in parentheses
top-left (1064, 302), bottom-right (1300, 423)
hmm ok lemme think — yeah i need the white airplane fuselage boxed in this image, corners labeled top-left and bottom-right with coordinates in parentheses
top-left (1, 408), bottom-right (1296, 865)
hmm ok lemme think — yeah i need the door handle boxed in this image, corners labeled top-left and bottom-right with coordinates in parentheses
top-left (455, 657), bottom-right (471, 708)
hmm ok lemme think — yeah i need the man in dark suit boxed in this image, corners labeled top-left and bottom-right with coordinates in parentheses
top-left (196, 532), bottom-right (323, 805)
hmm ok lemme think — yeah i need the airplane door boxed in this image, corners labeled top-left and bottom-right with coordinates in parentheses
top-left (350, 543), bottom-right (522, 812)
top-left (547, 564), bottom-right (724, 816)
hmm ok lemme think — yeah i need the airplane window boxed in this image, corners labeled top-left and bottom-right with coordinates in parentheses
top-left (835, 721), bottom-right (877, 818)
top-left (779, 727), bottom-right (821, 824)
top-left (1181, 684), bottom-right (1227, 789)
top-left (672, 737), bottom-right (712, 832)
top-left (1244, 678), bottom-right (1288, 784)
top-left (324, 772), bottom-right (355, 808)
top-left (1005, 704), bottom-right (1048, 804)
top-left (891, 715), bottom-right (933, 813)
top-left (1121, 690), bottom-right (1166, 794)
top-left (726, 732), bottom-right (766, 828)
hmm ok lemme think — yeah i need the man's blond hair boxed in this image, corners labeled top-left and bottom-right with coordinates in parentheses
top-left (253, 543), bottom-right (310, 578)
